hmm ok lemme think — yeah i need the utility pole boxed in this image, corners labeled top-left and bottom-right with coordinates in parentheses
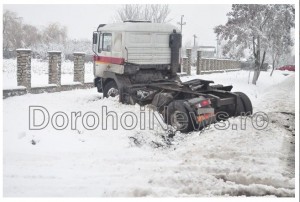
top-left (177, 15), bottom-right (186, 72)
top-left (177, 15), bottom-right (186, 34)
top-left (193, 34), bottom-right (197, 47)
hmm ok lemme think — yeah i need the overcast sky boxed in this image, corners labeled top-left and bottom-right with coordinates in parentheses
top-left (4, 4), bottom-right (232, 46)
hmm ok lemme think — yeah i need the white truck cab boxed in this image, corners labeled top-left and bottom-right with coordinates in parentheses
top-left (92, 21), bottom-right (182, 98)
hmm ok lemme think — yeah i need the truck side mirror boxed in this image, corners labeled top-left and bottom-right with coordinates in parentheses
top-left (93, 32), bottom-right (98, 44)
top-left (92, 32), bottom-right (99, 54)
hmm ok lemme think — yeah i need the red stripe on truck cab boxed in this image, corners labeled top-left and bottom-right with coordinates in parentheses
top-left (94, 55), bottom-right (125, 65)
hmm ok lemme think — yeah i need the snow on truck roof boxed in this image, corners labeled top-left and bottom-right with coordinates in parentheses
top-left (97, 22), bottom-right (180, 33)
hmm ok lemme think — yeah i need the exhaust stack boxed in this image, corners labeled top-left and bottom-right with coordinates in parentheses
top-left (169, 29), bottom-right (182, 77)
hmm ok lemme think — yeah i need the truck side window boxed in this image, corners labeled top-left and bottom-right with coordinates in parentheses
top-left (102, 33), bottom-right (112, 52)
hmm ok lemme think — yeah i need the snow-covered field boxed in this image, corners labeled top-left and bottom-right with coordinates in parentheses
top-left (3, 59), bottom-right (94, 89)
top-left (3, 66), bottom-right (295, 196)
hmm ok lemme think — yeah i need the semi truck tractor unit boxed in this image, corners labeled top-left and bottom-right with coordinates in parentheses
top-left (92, 21), bottom-right (253, 133)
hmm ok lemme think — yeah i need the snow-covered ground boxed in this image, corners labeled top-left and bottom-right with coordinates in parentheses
top-left (3, 68), bottom-right (295, 197)
top-left (3, 59), bottom-right (94, 89)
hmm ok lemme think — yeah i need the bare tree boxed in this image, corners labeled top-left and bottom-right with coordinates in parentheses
top-left (146, 5), bottom-right (171, 23)
top-left (115, 4), bottom-right (171, 23)
top-left (116, 5), bottom-right (142, 22)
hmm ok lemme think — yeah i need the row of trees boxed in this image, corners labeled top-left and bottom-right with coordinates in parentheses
top-left (3, 9), bottom-right (93, 59)
top-left (215, 4), bottom-right (295, 84)
top-left (3, 5), bottom-right (171, 59)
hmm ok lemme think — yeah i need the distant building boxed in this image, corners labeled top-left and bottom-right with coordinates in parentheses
top-left (185, 46), bottom-right (216, 65)
top-left (196, 46), bottom-right (216, 58)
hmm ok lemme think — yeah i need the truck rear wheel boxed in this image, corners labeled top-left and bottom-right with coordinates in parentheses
top-left (166, 100), bottom-right (193, 133)
top-left (103, 80), bottom-right (119, 98)
top-left (235, 92), bottom-right (253, 115)
top-left (234, 96), bottom-right (245, 116)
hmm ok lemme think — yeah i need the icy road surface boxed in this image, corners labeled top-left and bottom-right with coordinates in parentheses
top-left (3, 70), bottom-right (295, 197)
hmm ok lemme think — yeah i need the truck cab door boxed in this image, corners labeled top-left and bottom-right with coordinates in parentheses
top-left (100, 33), bottom-right (112, 63)
top-left (94, 32), bottom-right (113, 77)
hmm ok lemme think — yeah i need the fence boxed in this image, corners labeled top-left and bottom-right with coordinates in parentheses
top-left (4, 48), bottom-right (242, 98)
top-left (3, 49), bottom-right (94, 99)
top-left (181, 49), bottom-right (241, 75)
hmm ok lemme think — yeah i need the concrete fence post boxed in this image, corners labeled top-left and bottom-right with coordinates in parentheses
top-left (73, 52), bottom-right (85, 84)
top-left (48, 51), bottom-right (62, 86)
top-left (17, 49), bottom-right (31, 89)
top-left (182, 57), bottom-right (188, 73)
top-left (186, 48), bottom-right (192, 75)
top-left (196, 50), bottom-right (202, 75)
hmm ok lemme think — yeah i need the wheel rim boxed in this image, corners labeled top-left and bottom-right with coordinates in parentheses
top-left (171, 110), bottom-right (187, 130)
top-left (107, 88), bottom-right (119, 97)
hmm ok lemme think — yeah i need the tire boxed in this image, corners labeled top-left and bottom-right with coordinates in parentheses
top-left (234, 96), bottom-right (245, 116)
top-left (235, 92), bottom-right (253, 115)
top-left (166, 100), bottom-right (193, 133)
top-left (103, 80), bottom-right (119, 98)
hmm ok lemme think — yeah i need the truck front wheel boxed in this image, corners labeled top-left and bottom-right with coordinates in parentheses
top-left (103, 80), bottom-right (119, 98)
